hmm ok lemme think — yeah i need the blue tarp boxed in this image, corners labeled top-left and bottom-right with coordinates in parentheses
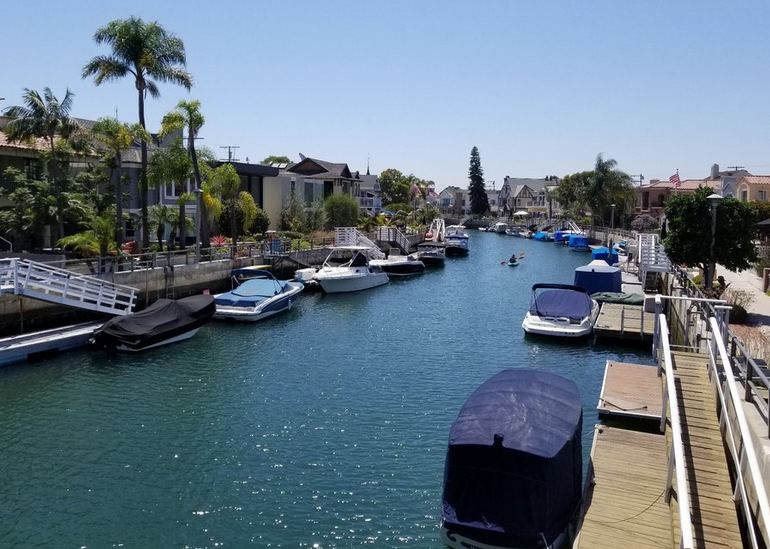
top-left (529, 284), bottom-right (592, 320)
top-left (533, 231), bottom-right (549, 241)
top-left (568, 235), bottom-right (589, 249)
top-left (442, 369), bottom-right (583, 547)
top-left (592, 246), bottom-right (619, 265)
top-left (574, 263), bottom-right (621, 294)
top-left (553, 230), bottom-right (570, 242)
top-left (215, 278), bottom-right (286, 307)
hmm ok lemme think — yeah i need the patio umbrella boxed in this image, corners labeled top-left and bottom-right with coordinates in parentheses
top-left (513, 210), bottom-right (529, 216)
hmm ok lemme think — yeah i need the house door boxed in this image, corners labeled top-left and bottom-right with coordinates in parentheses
top-left (324, 181), bottom-right (333, 199)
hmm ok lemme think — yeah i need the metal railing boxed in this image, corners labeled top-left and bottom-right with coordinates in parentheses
top-left (708, 316), bottom-right (770, 547)
top-left (673, 265), bottom-right (770, 435)
top-left (653, 308), bottom-right (695, 549)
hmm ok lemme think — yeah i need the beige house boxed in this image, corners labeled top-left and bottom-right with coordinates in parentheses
top-left (735, 175), bottom-right (770, 203)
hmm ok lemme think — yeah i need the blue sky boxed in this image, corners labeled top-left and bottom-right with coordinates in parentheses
top-left (4, 1), bottom-right (770, 190)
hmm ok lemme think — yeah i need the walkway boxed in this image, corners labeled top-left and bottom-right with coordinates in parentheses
top-left (717, 264), bottom-right (770, 325)
top-left (669, 350), bottom-right (743, 548)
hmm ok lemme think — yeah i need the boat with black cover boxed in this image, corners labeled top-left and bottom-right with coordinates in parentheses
top-left (440, 369), bottom-right (583, 549)
top-left (91, 294), bottom-right (215, 351)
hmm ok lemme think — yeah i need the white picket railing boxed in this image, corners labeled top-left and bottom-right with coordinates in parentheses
top-left (708, 316), bottom-right (770, 548)
top-left (0, 258), bottom-right (137, 315)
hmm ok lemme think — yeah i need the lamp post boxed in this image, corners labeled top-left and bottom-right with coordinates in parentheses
top-left (609, 203), bottom-right (616, 246)
top-left (194, 188), bottom-right (203, 260)
top-left (706, 193), bottom-right (723, 288)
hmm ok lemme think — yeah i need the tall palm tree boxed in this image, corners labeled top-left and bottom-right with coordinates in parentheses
top-left (82, 16), bottom-right (193, 249)
top-left (3, 87), bottom-right (80, 241)
top-left (91, 117), bottom-right (149, 247)
top-left (160, 100), bottom-right (205, 242)
top-left (590, 154), bottom-right (634, 225)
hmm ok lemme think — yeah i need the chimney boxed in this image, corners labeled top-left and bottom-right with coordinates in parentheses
top-left (711, 163), bottom-right (719, 179)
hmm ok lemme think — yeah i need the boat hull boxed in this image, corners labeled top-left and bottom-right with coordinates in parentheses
top-left (440, 522), bottom-right (570, 549)
top-left (521, 302), bottom-right (599, 338)
top-left (115, 327), bottom-right (201, 351)
top-left (445, 245), bottom-right (469, 257)
top-left (369, 259), bottom-right (425, 277)
top-left (418, 254), bottom-right (445, 267)
top-left (316, 270), bottom-right (389, 293)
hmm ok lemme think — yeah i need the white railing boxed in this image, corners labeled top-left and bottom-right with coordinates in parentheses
top-left (708, 316), bottom-right (770, 547)
top-left (373, 226), bottom-right (411, 253)
top-left (654, 311), bottom-right (696, 549)
top-left (0, 258), bottom-right (137, 315)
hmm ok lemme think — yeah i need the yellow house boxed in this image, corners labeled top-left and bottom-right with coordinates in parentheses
top-left (735, 176), bottom-right (770, 202)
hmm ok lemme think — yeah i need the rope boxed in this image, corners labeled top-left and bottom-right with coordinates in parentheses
top-left (596, 487), bottom-right (666, 524)
top-left (599, 397), bottom-right (648, 412)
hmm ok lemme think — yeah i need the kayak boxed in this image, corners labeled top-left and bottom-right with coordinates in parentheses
top-left (507, 260), bottom-right (519, 267)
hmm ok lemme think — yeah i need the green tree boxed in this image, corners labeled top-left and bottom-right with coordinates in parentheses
top-left (149, 204), bottom-right (173, 251)
top-left (160, 100), bottom-right (205, 243)
top-left (148, 139), bottom-right (193, 248)
top-left (210, 163), bottom-right (253, 246)
top-left (468, 146), bottom-right (489, 215)
top-left (280, 190), bottom-right (306, 232)
top-left (664, 186), bottom-right (758, 288)
top-left (0, 168), bottom-right (57, 250)
top-left (587, 155), bottom-right (635, 225)
top-left (83, 16), bottom-right (193, 249)
top-left (324, 193), bottom-right (360, 228)
top-left (262, 155), bottom-right (291, 165)
top-left (91, 117), bottom-right (149, 247)
top-left (3, 87), bottom-right (81, 241)
top-left (379, 168), bottom-right (410, 205)
top-left (553, 171), bottom-right (592, 214)
top-left (58, 208), bottom-right (116, 260)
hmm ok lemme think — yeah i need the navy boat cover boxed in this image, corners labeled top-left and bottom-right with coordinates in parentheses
top-left (442, 369), bottom-right (583, 547)
top-left (568, 235), bottom-right (589, 248)
top-left (591, 246), bottom-right (619, 265)
top-left (529, 283), bottom-right (592, 321)
top-left (215, 278), bottom-right (287, 307)
top-left (574, 263), bottom-right (621, 294)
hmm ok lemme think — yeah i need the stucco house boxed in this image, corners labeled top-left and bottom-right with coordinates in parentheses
top-left (735, 175), bottom-right (770, 203)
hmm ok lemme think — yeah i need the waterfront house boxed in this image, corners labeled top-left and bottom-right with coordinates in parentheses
top-left (735, 175), bottom-right (770, 203)
top-left (501, 176), bottom-right (561, 218)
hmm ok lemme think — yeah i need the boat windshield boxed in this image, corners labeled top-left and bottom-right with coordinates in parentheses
top-left (323, 249), bottom-right (368, 268)
top-left (530, 286), bottom-right (592, 320)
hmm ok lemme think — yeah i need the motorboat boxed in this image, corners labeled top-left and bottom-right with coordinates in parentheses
top-left (591, 246), bottom-right (619, 266)
top-left (567, 234), bottom-right (591, 252)
top-left (313, 246), bottom-right (389, 293)
top-left (518, 230), bottom-right (533, 239)
top-left (416, 241), bottom-right (446, 267)
top-left (574, 260), bottom-right (621, 295)
top-left (91, 294), bottom-right (215, 351)
top-left (213, 269), bottom-right (304, 322)
top-left (612, 240), bottom-right (629, 255)
top-left (521, 283), bottom-right (599, 338)
top-left (445, 225), bottom-right (470, 256)
top-left (440, 369), bottom-right (583, 549)
top-left (493, 222), bottom-right (508, 234)
top-left (369, 254), bottom-right (426, 277)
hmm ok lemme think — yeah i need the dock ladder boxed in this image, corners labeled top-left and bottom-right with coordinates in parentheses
top-left (0, 258), bottom-right (138, 315)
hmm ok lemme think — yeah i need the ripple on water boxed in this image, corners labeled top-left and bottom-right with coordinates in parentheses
top-left (0, 233), bottom-right (652, 547)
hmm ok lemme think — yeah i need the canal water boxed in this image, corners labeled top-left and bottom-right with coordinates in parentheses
top-left (0, 232), bottom-right (652, 548)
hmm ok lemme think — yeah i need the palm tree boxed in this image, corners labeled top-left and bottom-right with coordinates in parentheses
top-left (147, 139), bottom-right (193, 248)
top-left (589, 155), bottom-right (634, 225)
top-left (3, 87), bottom-right (80, 241)
top-left (210, 163), bottom-right (253, 247)
top-left (82, 17), bottom-right (193, 249)
top-left (91, 117), bottom-right (149, 247)
top-left (160, 100), bottom-right (205, 243)
top-left (149, 204), bottom-right (173, 251)
top-left (58, 209), bottom-right (116, 259)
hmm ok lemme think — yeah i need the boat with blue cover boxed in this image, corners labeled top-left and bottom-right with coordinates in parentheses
top-left (521, 283), bottom-right (599, 337)
top-left (567, 234), bottom-right (590, 252)
top-left (213, 269), bottom-right (303, 322)
top-left (440, 369), bottom-right (583, 549)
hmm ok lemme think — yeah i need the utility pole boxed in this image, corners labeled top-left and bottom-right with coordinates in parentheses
top-left (220, 145), bottom-right (240, 162)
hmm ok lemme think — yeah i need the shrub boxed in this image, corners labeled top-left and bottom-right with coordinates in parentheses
top-left (305, 201), bottom-right (326, 232)
top-left (252, 207), bottom-right (270, 234)
top-left (384, 202), bottom-right (413, 213)
top-left (210, 234), bottom-right (228, 247)
top-left (324, 194), bottom-right (360, 229)
top-left (630, 214), bottom-right (659, 231)
top-left (754, 257), bottom-right (770, 278)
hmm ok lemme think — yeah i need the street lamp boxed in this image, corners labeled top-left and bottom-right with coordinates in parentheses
top-left (706, 193), bottom-right (723, 288)
top-left (609, 203), bottom-right (616, 246)
top-left (194, 188), bottom-right (204, 258)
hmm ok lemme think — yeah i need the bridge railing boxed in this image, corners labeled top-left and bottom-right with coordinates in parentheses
top-left (708, 316), bottom-right (770, 547)
top-left (653, 307), bottom-right (695, 549)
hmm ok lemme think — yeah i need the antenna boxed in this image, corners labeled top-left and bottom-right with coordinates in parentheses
top-left (220, 145), bottom-right (240, 162)
top-left (726, 165), bottom-right (745, 172)
top-left (629, 174), bottom-right (645, 187)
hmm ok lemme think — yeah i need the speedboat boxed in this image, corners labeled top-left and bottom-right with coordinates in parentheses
top-left (440, 369), bottom-right (583, 549)
top-left (213, 269), bottom-right (303, 322)
top-left (369, 254), bottom-right (425, 277)
top-left (445, 225), bottom-right (470, 256)
top-left (91, 294), bottom-right (215, 351)
top-left (416, 241), bottom-right (446, 267)
top-left (521, 283), bottom-right (599, 338)
top-left (493, 222), bottom-right (508, 234)
top-left (313, 246), bottom-right (389, 293)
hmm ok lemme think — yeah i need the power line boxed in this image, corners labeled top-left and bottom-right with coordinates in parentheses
top-left (219, 145), bottom-right (240, 162)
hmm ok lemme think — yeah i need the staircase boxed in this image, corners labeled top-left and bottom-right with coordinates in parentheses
top-left (0, 258), bottom-right (138, 316)
top-left (370, 226), bottom-right (412, 254)
top-left (335, 227), bottom-right (386, 258)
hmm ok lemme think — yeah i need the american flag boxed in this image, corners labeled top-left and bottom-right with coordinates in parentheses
top-left (669, 171), bottom-right (681, 188)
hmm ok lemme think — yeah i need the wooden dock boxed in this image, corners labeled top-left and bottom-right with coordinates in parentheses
top-left (668, 351), bottom-right (743, 548)
top-left (575, 426), bottom-right (672, 548)
top-left (597, 360), bottom-right (661, 423)
top-left (593, 303), bottom-right (655, 341)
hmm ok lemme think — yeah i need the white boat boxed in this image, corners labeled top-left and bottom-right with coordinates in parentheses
top-left (445, 225), bottom-right (470, 256)
top-left (313, 246), bottom-right (389, 293)
top-left (416, 241), bottom-right (446, 267)
top-left (493, 222), bottom-right (508, 234)
top-left (521, 283), bottom-right (599, 338)
top-left (369, 254), bottom-right (425, 277)
top-left (214, 269), bottom-right (304, 322)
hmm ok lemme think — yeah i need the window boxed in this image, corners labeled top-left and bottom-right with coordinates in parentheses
top-left (741, 189), bottom-right (748, 201)
top-left (304, 181), bottom-right (315, 207)
top-left (164, 178), bottom-right (193, 199)
top-left (758, 189), bottom-right (767, 201)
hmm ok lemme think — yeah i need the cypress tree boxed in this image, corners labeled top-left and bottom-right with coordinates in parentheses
top-left (468, 146), bottom-right (489, 215)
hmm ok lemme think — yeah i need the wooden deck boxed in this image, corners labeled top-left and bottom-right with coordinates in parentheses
top-left (668, 351), bottom-right (744, 548)
top-left (575, 426), bottom-right (672, 548)
top-left (594, 303), bottom-right (655, 341)
top-left (597, 361), bottom-right (662, 423)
